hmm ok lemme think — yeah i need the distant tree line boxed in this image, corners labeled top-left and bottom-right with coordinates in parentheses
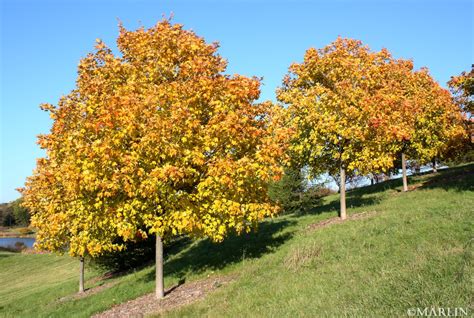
top-left (0, 198), bottom-right (30, 227)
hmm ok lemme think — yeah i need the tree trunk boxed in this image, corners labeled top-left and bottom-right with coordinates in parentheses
top-left (156, 235), bottom-right (164, 299)
top-left (402, 152), bottom-right (408, 192)
top-left (79, 257), bottom-right (84, 293)
top-left (432, 159), bottom-right (437, 173)
top-left (339, 167), bottom-right (347, 220)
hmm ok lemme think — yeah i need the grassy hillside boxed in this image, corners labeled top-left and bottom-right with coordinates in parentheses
top-left (0, 252), bottom-right (89, 316)
top-left (1, 164), bottom-right (472, 317)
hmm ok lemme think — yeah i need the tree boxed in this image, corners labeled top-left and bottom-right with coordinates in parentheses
top-left (448, 65), bottom-right (474, 117)
top-left (277, 38), bottom-right (397, 219)
top-left (361, 54), bottom-right (467, 191)
top-left (408, 71), bottom-right (467, 171)
top-left (372, 59), bottom-right (420, 191)
top-left (268, 167), bottom-right (306, 213)
top-left (20, 20), bottom-right (288, 297)
top-left (10, 198), bottom-right (30, 226)
top-left (377, 65), bottom-right (467, 189)
top-left (447, 66), bottom-right (474, 163)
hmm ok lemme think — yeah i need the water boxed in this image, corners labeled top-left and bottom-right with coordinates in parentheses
top-left (0, 237), bottom-right (35, 249)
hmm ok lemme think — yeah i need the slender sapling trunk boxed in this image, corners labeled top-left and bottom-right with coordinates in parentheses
top-left (79, 256), bottom-right (85, 293)
top-left (156, 235), bottom-right (164, 299)
top-left (401, 152), bottom-right (408, 192)
top-left (340, 167), bottom-right (347, 220)
top-left (432, 159), bottom-right (437, 173)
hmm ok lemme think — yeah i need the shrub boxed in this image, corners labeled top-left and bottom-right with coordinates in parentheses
top-left (14, 241), bottom-right (27, 251)
top-left (269, 167), bottom-right (334, 214)
top-left (268, 167), bottom-right (306, 213)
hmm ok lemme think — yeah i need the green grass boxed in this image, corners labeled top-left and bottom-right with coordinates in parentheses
top-left (1, 164), bottom-right (473, 317)
top-left (0, 252), bottom-right (99, 317)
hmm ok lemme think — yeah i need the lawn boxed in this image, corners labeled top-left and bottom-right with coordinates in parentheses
top-left (0, 252), bottom-right (96, 317)
top-left (1, 164), bottom-right (472, 317)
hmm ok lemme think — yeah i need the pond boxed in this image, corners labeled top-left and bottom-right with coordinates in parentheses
top-left (0, 237), bottom-right (35, 249)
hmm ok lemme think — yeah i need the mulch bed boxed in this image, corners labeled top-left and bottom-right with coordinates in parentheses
top-left (92, 275), bottom-right (235, 318)
top-left (307, 210), bottom-right (378, 231)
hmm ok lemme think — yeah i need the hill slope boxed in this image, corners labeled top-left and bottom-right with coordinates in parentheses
top-left (1, 164), bottom-right (473, 317)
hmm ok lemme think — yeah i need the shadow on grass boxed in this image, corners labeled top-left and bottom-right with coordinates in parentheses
top-left (294, 191), bottom-right (382, 217)
top-left (142, 218), bottom-right (296, 283)
top-left (420, 163), bottom-right (474, 192)
top-left (352, 180), bottom-right (400, 196)
top-left (0, 250), bottom-right (15, 258)
top-left (107, 165), bottom-right (473, 283)
top-left (0, 247), bottom-right (22, 254)
top-left (295, 163), bottom-right (473, 218)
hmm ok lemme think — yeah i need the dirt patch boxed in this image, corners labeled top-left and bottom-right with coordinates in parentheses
top-left (407, 183), bottom-right (423, 191)
top-left (307, 211), bottom-right (378, 232)
top-left (92, 275), bottom-right (235, 318)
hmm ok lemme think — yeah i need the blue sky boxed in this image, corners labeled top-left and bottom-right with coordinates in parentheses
top-left (1, 0), bottom-right (472, 202)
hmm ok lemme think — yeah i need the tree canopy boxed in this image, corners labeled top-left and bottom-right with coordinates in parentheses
top-left (374, 63), bottom-right (467, 165)
top-left (20, 20), bottom-right (289, 258)
top-left (449, 66), bottom-right (474, 117)
top-left (277, 38), bottom-right (397, 182)
top-left (277, 37), bottom-right (467, 214)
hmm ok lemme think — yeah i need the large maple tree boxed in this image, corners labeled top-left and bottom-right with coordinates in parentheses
top-left (20, 20), bottom-right (288, 296)
top-left (278, 38), bottom-right (397, 219)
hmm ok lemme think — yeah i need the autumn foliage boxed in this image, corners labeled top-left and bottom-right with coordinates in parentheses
top-left (448, 67), bottom-right (474, 152)
top-left (449, 67), bottom-right (474, 117)
top-left (20, 22), bottom-right (468, 271)
top-left (277, 39), bottom-right (397, 187)
top-left (20, 20), bottom-right (288, 258)
top-left (377, 63), bottom-right (467, 165)
top-left (278, 37), bottom-right (467, 214)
